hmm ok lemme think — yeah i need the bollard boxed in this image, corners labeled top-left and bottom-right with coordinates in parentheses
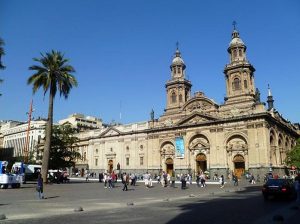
top-left (74, 206), bottom-right (84, 212)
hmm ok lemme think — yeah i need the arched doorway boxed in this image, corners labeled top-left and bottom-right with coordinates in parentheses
top-left (107, 160), bottom-right (113, 173)
top-left (196, 154), bottom-right (207, 173)
top-left (233, 155), bottom-right (245, 178)
top-left (165, 158), bottom-right (174, 176)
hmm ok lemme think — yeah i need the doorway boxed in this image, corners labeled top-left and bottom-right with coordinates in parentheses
top-left (108, 160), bottom-right (113, 173)
top-left (165, 158), bottom-right (174, 176)
top-left (233, 155), bottom-right (245, 178)
top-left (196, 153), bottom-right (207, 173)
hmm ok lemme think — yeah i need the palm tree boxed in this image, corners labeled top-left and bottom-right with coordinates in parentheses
top-left (28, 50), bottom-right (78, 182)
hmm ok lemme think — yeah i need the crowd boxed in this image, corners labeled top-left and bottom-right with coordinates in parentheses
top-left (35, 168), bottom-right (300, 205)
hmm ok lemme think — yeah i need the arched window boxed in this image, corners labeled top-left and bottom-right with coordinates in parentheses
top-left (233, 49), bottom-right (237, 57)
top-left (179, 94), bottom-right (183, 102)
top-left (171, 92), bottom-right (177, 103)
top-left (233, 78), bottom-right (241, 90)
top-left (177, 67), bottom-right (181, 74)
top-left (173, 66), bottom-right (176, 74)
top-left (239, 49), bottom-right (242, 56)
top-left (244, 80), bottom-right (247, 88)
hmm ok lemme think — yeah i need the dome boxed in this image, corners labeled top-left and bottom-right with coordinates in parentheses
top-left (172, 49), bottom-right (185, 65)
top-left (172, 56), bottom-right (185, 65)
top-left (229, 29), bottom-right (245, 47)
top-left (229, 37), bottom-right (244, 47)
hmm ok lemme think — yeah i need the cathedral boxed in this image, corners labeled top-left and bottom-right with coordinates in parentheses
top-left (75, 27), bottom-right (299, 178)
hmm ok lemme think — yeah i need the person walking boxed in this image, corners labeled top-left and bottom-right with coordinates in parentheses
top-left (196, 173), bottom-right (200, 187)
top-left (200, 173), bottom-right (206, 187)
top-left (219, 175), bottom-right (225, 188)
top-left (233, 174), bottom-right (238, 186)
top-left (122, 173), bottom-right (128, 191)
top-left (181, 174), bottom-right (187, 190)
top-left (85, 170), bottom-right (90, 182)
top-left (36, 173), bottom-right (44, 199)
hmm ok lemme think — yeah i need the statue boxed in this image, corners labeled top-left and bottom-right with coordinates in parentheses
top-left (255, 88), bottom-right (261, 103)
top-left (117, 162), bottom-right (120, 170)
top-left (150, 109), bottom-right (154, 121)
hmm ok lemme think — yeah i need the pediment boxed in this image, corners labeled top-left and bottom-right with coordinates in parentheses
top-left (182, 95), bottom-right (219, 113)
top-left (189, 139), bottom-right (210, 150)
top-left (177, 112), bottom-right (218, 126)
top-left (99, 127), bottom-right (122, 137)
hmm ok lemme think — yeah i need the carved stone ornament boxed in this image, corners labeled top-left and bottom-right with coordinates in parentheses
top-left (226, 137), bottom-right (248, 154)
top-left (161, 143), bottom-right (175, 156)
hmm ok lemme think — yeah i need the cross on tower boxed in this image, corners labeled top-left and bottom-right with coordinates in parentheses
top-left (176, 41), bottom-right (179, 50)
top-left (232, 21), bottom-right (237, 30)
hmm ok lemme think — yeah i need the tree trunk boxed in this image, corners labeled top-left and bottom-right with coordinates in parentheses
top-left (41, 91), bottom-right (54, 183)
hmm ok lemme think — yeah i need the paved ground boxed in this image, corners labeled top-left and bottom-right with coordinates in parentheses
top-left (0, 178), bottom-right (299, 223)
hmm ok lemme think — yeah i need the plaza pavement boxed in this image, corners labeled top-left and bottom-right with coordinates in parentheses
top-left (0, 178), bottom-right (299, 223)
top-left (0, 178), bottom-right (243, 221)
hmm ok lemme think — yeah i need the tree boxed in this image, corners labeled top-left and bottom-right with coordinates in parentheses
top-left (49, 124), bottom-right (81, 169)
top-left (28, 50), bottom-right (78, 182)
top-left (0, 37), bottom-right (5, 96)
top-left (285, 138), bottom-right (300, 168)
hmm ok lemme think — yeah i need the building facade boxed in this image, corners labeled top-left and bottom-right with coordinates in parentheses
top-left (58, 113), bottom-right (103, 130)
top-left (0, 119), bottom-right (46, 160)
top-left (74, 28), bottom-right (299, 178)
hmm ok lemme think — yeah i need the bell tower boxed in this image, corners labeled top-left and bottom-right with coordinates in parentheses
top-left (223, 23), bottom-right (256, 105)
top-left (164, 44), bottom-right (192, 114)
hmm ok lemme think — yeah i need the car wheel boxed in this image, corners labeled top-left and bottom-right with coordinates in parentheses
top-left (0, 184), bottom-right (8, 189)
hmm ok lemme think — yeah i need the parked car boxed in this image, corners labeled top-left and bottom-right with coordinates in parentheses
top-left (262, 178), bottom-right (296, 200)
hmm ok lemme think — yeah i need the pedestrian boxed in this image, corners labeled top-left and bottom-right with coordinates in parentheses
top-left (233, 174), bottom-right (238, 186)
top-left (181, 174), bottom-right (187, 189)
top-left (85, 170), bottom-right (90, 182)
top-left (108, 174), bottom-right (113, 188)
top-left (200, 173), bottom-right (206, 187)
top-left (130, 173), bottom-right (135, 186)
top-left (122, 173), bottom-right (128, 191)
top-left (170, 174), bottom-right (175, 188)
top-left (144, 172), bottom-right (149, 188)
top-left (36, 173), bottom-right (44, 199)
top-left (99, 172), bottom-right (103, 182)
top-left (103, 173), bottom-right (108, 188)
top-left (196, 173), bottom-right (200, 187)
top-left (219, 175), bottom-right (224, 188)
top-left (157, 173), bottom-right (161, 184)
top-left (250, 174), bottom-right (256, 184)
top-left (188, 174), bottom-right (192, 185)
top-left (294, 173), bottom-right (300, 204)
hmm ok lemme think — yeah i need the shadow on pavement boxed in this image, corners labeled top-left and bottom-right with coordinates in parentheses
top-left (165, 186), bottom-right (296, 224)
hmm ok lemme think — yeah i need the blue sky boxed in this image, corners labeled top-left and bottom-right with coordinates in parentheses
top-left (0, 0), bottom-right (299, 124)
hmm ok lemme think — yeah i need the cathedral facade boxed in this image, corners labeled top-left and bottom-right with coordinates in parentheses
top-left (75, 28), bottom-right (299, 178)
